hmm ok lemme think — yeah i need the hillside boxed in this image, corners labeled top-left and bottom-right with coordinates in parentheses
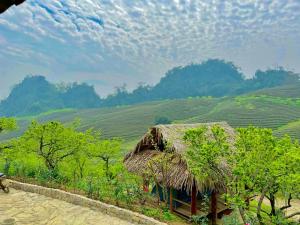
top-left (1, 60), bottom-right (299, 117)
top-left (1, 92), bottom-right (300, 142)
top-left (251, 83), bottom-right (300, 98)
top-left (103, 60), bottom-right (300, 107)
top-left (0, 76), bottom-right (102, 117)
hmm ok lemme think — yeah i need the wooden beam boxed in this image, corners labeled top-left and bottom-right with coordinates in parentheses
top-left (211, 191), bottom-right (217, 225)
top-left (169, 188), bottom-right (173, 212)
top-left (191, 185), bottom-right (197, 215)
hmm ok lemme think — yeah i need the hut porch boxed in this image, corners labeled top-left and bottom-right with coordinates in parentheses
top-left (152, 184), bottom-right (230, 220)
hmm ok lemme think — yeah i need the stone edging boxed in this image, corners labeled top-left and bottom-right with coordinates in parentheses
top-left (9, 180), bottom-right (167, 225)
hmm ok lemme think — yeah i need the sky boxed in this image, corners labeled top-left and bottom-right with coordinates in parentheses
top-left (0, 0), bottom-right (300, 99)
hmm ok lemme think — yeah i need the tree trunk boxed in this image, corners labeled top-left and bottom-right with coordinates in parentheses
top-left (269, 193), bottom-right (276, 216)
top-left (257, 189), bottom-right (267, 225)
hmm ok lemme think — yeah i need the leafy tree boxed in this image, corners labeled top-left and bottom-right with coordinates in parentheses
top-left (20, 121), bottom-right (90, 176)
top-left (0, 117), bottom-right (17, 133)
top-left (230, 127), bottom-right (300, 224)
top-left (0, 117), bottom-right (17, 174)
top-left (88, 137), bottom-right (122, 181)
top-left (183, 125), bottom-right (231, 225)
top-left (183, 125), bottom-right (231, 188)
top-left (154, 116), bottom-right (172, 125)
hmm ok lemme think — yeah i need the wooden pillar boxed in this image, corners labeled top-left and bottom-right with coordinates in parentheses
top-left (211, 190), bottom-right (217, 225)
top-left (191, 185), bottom-right (197, 215)
top-left (143, 179), bottom-right (149, 192)
top-left (169, 188), bottom-right (173, 212)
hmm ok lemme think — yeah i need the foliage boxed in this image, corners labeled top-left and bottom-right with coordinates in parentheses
top-left (0, 117), bottom-right (17, 133)
top-left (101, 60), bottom-right (299, 107)
top-left (222, 210), bottom-right (242, 225)
top-left (0, 76), bottom-right (102, 117)
top-left (191, 215), bottom-right (209, 225)
top-left (154, 116), bottom-right (172, 125)
top-left (228, 127), bottom-right (300, 224)
top-left (19, 121), bottom-right (92, 174)
top-left (183, 125), bottom-right (230, 186)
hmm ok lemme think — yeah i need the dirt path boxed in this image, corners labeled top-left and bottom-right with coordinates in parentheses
top-left (0, 188), bottom-right (135, 225)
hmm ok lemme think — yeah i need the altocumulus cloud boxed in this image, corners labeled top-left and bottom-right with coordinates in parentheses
top-left (0, 0), bottom-right (300, 98)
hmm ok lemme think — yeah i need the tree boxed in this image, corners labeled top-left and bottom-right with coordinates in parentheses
top-left (183, 125), bottom-right (231, 225)
top-left (0, 117), bottom-right (17, 174)
top-left (20, 121), bottom-right (90, 176)
top-left (0, 117), bottom-right (16, 134)
top-left (183, 125), bottom-right (231, 188)
top-left (230, 127), bottom-right (300, 224)
top-left (88, 137), bottom-right (122, 181)
top-left (154, 116), bottom-right (172, 125)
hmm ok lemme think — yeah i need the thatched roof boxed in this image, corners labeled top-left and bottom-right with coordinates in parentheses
top-left (124, 122), bottom-right (235, 193)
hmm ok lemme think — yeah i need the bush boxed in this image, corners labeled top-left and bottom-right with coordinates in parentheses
top-left (154, 116), bottom-right (172, 125)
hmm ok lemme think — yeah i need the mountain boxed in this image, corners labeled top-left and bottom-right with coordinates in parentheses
top-left (102, 59), bottom-right (300, 107)
top-left (0, 76), bottom-right (102, 117)
top-left (1, 59), bottom-right (299, 117)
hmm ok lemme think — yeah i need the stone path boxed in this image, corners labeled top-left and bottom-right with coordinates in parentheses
top-left (0, 188), bottom-right (134, 225)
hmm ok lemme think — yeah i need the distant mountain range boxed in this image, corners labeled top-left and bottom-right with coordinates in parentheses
top-left (1, 59), bottom-right (299, 117)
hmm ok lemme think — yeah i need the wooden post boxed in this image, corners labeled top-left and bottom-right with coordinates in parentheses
top-left (211, 191), bottom-right (217, 225)
top-left (191, 185), bottom-right (197, 215)
top-left (143, 179), bottom-right (149, 192)
top-left (169, 188), bottom-right (173, 212)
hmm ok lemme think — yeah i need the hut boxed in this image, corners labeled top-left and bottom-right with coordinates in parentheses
top-left (124, 122), bottom-right (235, 222)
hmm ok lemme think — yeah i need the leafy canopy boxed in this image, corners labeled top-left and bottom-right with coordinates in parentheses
top-left (183, 125), bottom-right (230, 187)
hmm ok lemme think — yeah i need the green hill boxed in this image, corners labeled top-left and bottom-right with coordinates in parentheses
top-left (251, 83), bottom-right (300, 98)
top-left (274, 120), bottom-right (300, 140)
top-left (1, 60), bottom-right (299, 117)
top-left (1, 94), bottom-right (300, 142)
top-left (0, 76), bottom-right (102, 117)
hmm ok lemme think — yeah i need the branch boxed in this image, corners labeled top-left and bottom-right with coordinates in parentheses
top-left (280, 194), bottom-right (292, 211)
top-left (59, 150), bottom-right (76, 160)
top-left (285, 212), bottom-right (300, 219)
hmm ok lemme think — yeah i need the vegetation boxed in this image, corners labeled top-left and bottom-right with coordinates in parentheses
top-left (1, 115), bottom-right (300, 224)
top-left (230, 127), bottom-right (300, 225)
top-left (2, 91), bottom-right (300, 142)
top-left (0, 118), bottom-right (181, 223)
top-left (1, 60), bottom-right (299, 117)
top-left (102, 60), bottom-right (299, 107)
top-left (184, 125), bottom-right (300, 225)
top-left (0, 76), bottom-right (102, 117)
top-left (154, 116), bottom-right (172, 125)
top-left (183, 125), bottom-right (230, 188)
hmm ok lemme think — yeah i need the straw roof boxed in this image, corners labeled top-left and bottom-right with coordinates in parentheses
top-left (124, 122), bottom-right (235, 193)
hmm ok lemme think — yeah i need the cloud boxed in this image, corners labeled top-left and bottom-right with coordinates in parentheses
top-left (0, 0), bottom-right (299, 97)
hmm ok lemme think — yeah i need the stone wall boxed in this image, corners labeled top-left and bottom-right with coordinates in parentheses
top-left (9, 180), bottom-right (167, 225)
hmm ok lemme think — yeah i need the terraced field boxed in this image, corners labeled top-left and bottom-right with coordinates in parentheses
top-left (1, 91), bottom-right (300, 142)
top-left (274, 120), bottom-right (300, 140)
top-left (253, 83), bottom-right (300, 98)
